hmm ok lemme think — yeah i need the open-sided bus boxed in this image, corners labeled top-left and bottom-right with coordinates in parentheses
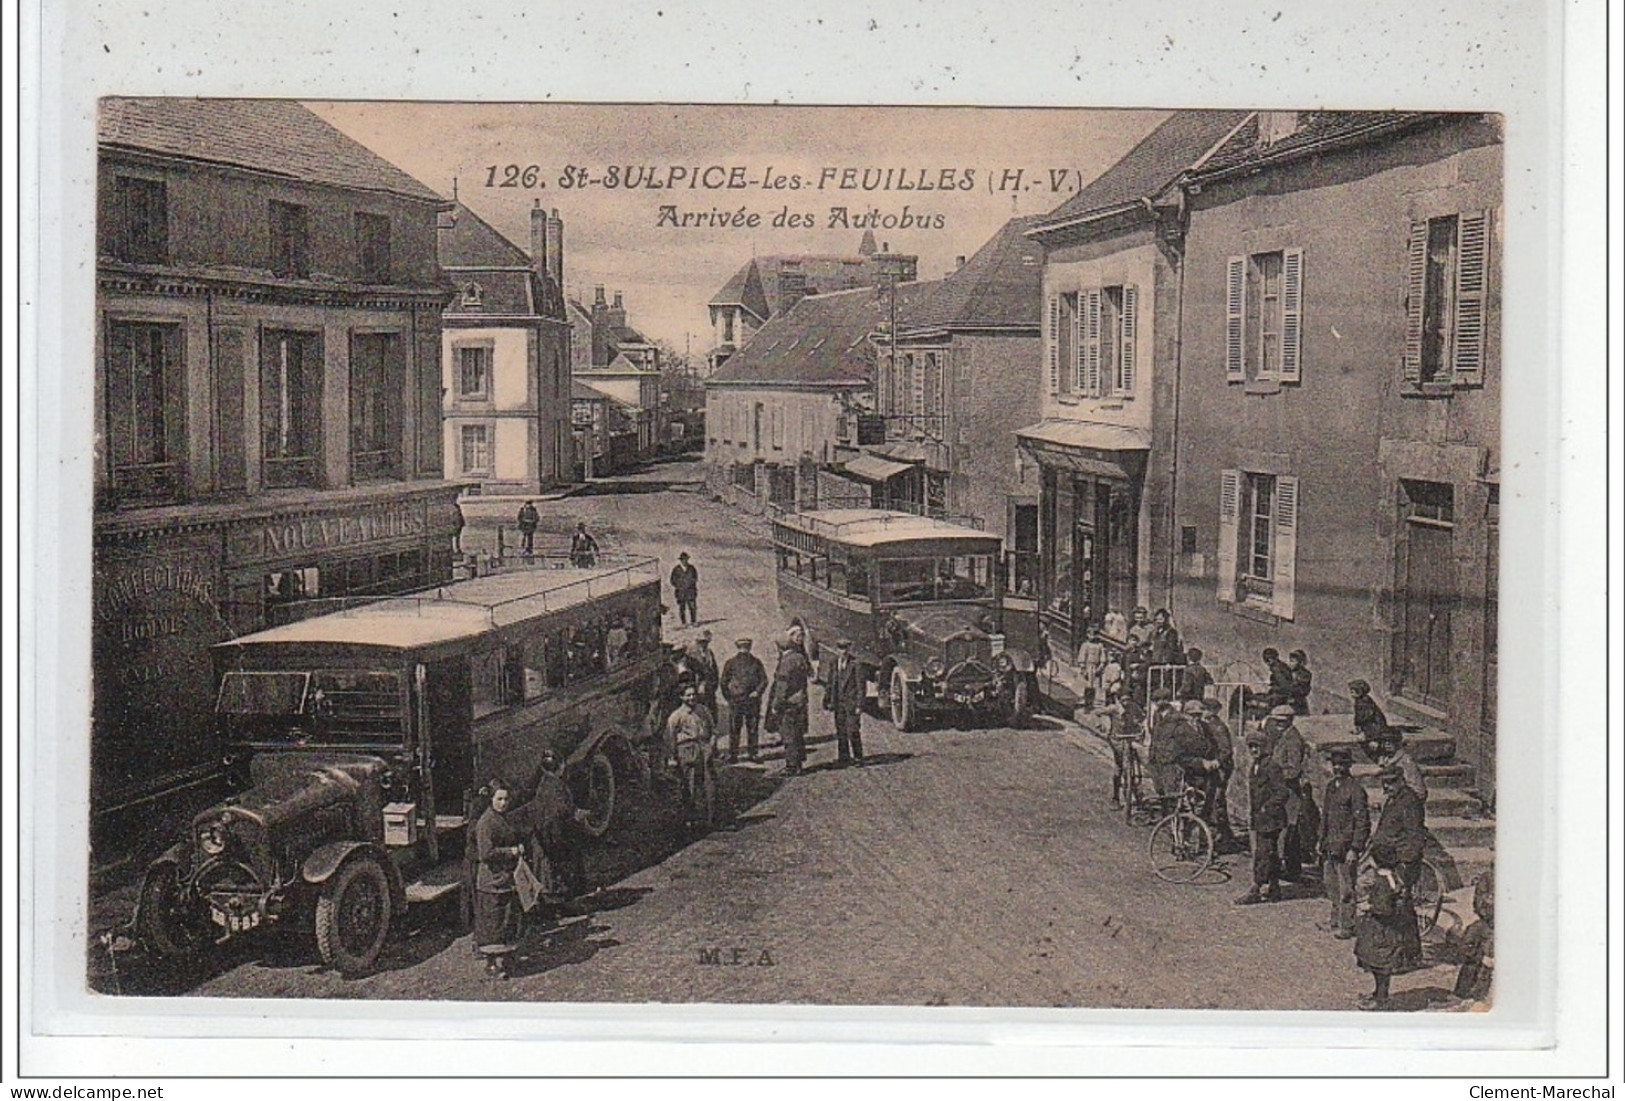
top-left (770, 508), bottom-right (1036, 730)
top-left (135, 558), bottom-right (665, 975)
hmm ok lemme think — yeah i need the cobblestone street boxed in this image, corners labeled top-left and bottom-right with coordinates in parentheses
top-left (97, 467), bottom-right (1476, 1010)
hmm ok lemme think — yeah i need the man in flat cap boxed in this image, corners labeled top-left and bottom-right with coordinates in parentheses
top-left (769, 624), bottom-right (813, 776)
top-left (1237, 728), bottom-right (1291, 905)
top-left (1319, 747), bottom-right (1371, 939)
top-left (823, 638), bottom-right (867, 767)
top-left (1264, 703), bottom-right (1316, 881)
top-left (1197, 697), bottom-right (1241, 850)
top-left (721, 638), bottom-right (768, 763)
top-left (687, 628), bottom-right (720, 723)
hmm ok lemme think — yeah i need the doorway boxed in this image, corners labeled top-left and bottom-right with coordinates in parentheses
top-left (1392, 480), bottom-right (1455, 710)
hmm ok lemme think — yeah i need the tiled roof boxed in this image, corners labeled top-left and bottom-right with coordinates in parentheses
top-left (708, 259), bottom-right (771, 320)
top-left (572, 381), bottom-right (610, 401)
top-left (1189, 111), bottom-right (1446, 178)
top-left (444, 271), bottom-right (534, 318)
top-left (904, 216), bottom-right (1045, 333)
top-left (98, 98), bottom-right (445, 204)
top-left (707, 283), bottom-right (930, 387)
top-left (438, 202), bottom-right (532, 268)
top-left (1033, 110), bottom-right (1249, 229)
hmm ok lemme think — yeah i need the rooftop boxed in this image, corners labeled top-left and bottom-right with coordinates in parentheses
top-left (706, 282), bottom-right (930, 387)
top-left (773, 508), bottom-right (999, 548)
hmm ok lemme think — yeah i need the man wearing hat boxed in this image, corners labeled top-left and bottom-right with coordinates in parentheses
top-left (670, 551), bottom-right (700, 626)
top-left (687, 629), bottom-right (720, 723)
top-left (823, 638), bottom-right (867, 767)
top-left (1197, 697), bottom-right (1241, 849)
top-left (1319, 747), bottom-right (1371, 939)
top-left (1237, 728), bottom-right (1292, 904)
top-left (1370, 762), bottom-right (1429, 893)
top-left (1264, 703), bottom-right (1316, 881)
top-left (1174, 698), bottom-right (1222, 817)
top-left (721, 637), bottom-right (768, 763)
top-left (770, 624), bottom-right (813, 776)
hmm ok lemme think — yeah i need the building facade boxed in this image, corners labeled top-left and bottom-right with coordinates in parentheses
top-left (1168, 112), bottom-right (1502, 789)
top-left (440, 200), bottom-right (572, 494)
top-left (93, 98), bottom-right (462, 856)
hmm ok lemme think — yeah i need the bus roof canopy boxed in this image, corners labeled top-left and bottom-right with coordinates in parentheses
top-left (217, 559), bottom-right (660, 654)
top-left (774, 509), bottom-right (997, 549)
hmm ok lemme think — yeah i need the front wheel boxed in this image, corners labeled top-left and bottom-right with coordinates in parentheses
top-left (314, 854), bottom-right (393, 976)
top-left (1007, 674), bottom-right (1032, 728)
top-left (136, 863), bottom-right (207, 958)
top-left (889, 667), bottom-right (919, 733)
top-left (579, 751), bottom-right (617, 838)
top-left (1149, 812), bottom-right (1215, 883)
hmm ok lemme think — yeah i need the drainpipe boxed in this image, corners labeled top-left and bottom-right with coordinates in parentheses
top-left (1163, 191), bottom-right (1188, 612)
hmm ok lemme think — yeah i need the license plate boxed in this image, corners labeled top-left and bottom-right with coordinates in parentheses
top-left (211, 907), bottom-right (261, 933)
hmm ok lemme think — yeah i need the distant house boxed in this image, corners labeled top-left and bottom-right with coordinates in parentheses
top-left (439, 200), bottom-right (572, 494)
top-left (704, 232), bottom-right (919, 376)
top-left (575, 353), bottom-right (663, 464)
top-left (570, 380), bottom-right (640, 479)
top-left (566, 285), bottom-right (663, 459)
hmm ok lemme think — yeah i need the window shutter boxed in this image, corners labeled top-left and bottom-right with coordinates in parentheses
top-left (1402, 220), bottom-right (1427, 385)
top-left (1453, 210), bottom-right (1490, 386)
top-left (910, 353), bottom-right (924, 416)
top-left (1216, 469), bottom-right (1241, 604)
top-left (1272, 475), bottom-right (1299, 621)
top-left (1082, 288), bottom-right (1102, 396)
top-left (1225, 257), bottom-right (1245, 381)
top-left (1045, 296), bottom-right (1060, 394)
top-left (1118, 285), bottom-right (1138, 395)
top-left (1279, 248), bottom-right (1303, 382)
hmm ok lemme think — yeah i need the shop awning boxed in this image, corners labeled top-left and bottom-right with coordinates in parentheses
top-left (842, 453), bottom-right (916, 483)
top-left (1016, 419), bottom-right (1150, 479)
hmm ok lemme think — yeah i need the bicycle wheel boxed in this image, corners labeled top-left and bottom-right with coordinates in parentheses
top-left (1149, 812), bottom-right (1215, 883)
top-left (1414, 859), bottom-right (1444, 935)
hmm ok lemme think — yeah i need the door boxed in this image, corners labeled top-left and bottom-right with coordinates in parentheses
top-left (1072, 524), bottom-right (1099, 640)
top-left (1393, 481), bottom-right (1456, 710)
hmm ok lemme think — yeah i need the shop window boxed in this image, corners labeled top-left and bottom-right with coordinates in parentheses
top-left (355, 212), bottom-right (392, 283)
top-left (112, 176), bottom-right (167, 264)
top-left (1216, 469), bottom-right (1299, 620)
top-left (1404, 211), bottom-right (1490, 390)
top-left (265, 566), bottom-right (320, 606)
top-left (260, 329), bottom-right (323, 487)
top-left (1225, 249), bottom-right (1303, 384)
top-left (350, 331), bottom-right (404, 480)
top-left (470, 649), bottom-right (508, 718)
top-left (105, 320), bottom-right (186, 500)
top-left (269, 201), bottom-right (310, 278)
top-left (460, 424), bottom-right (492, 475)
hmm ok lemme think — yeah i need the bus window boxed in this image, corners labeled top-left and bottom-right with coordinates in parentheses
top-left (513, 636), bottom-right (547, 701)
top-left (828, 559), bottom-right (847, 593)
top-left (876, 557), bottom-right (937, 604)
top-left (605, 616), bottom-right (631, 669)
top-left (848, 562), bottom-right (870, 598)
top-left (471, 649), bottom-right (508, 717)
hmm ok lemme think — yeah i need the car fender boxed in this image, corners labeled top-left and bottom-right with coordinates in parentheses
top-left (1002, 648), bottom-right (1036, 675)
top-left (302, 840), bottom-right (390, 887)
top-left (573, 725), bottom-right (647, 786)
top-left (890, 654), bottom-right (925, 682)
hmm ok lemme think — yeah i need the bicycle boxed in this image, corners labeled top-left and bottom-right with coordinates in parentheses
top-left (1357, 853), bottom-right (1446, 935)
top-left (1147, 779), bottom-right (1216, 883)
top-left (1114, 738), bottom-right (1160, 826)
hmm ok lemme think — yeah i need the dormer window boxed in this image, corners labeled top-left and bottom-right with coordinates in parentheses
top-left (462, 281), bottom-right (484, 308)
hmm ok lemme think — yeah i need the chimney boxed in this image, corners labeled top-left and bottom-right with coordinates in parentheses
top-left (594, 285), bottom-right (607, 307)
top-left (529, 199), bottom-right (547, 273)
top-left (613, 291), bottom-right (623, 309)
top-left (545, 208), bottom-right (564, 285)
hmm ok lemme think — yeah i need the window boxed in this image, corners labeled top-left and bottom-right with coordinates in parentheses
top-left (922, 352), bottom-right (943, 417)
top-left (1049, 286), bottom-right (1138, 398)
top-left (260, 329), bottom-right (323, 487)
top-left (461, 282), bottom-right (483, 308)
top-left (771, 405), bottom-right (785, 450)
top-left (269, 201), bottom-right (311, 278)
top-left (1216, 468), bottom-right (1299, 619)
top-left (456, 345), bottom-right (493, 400)
top-left (356, 213), bottom-right (392, 283)
top-left (460, 424), bottom-right (492, 474)
top-left (471, 649), bottom-right (508, 718)
top-left (1225, 249), bottom-right (1303, 384)
top-left (350, 332), bottom-right (404, 479)
top-left (111, 176), bottom-right (168, 263)
top-left (1404, 211), bottom-right (1490, 389)
top-left (105, 321), bottom-right (185, 497)
top-left (722, 311), bottom-right (735, 344)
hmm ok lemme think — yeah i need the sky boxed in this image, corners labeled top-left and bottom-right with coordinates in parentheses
top-left (309, 103), bottom-right (1169, 358)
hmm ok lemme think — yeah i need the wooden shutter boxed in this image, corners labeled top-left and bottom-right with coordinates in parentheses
top-left (415, 322), bottom-right (443, 475)
top-left (1402, 220), bottom-right (1427, 385)
top-left (1272, 475), bottom-right (1299, 621)
top-left (1082, 288), bottom-right (1102, 396)
top-left (1118, 285), bottom-right (1138, 396)
top-left (1279, 248), bottom-right (1303, 382)
top-left (1216, 469), bottom-right (1241, 604)
top-left (1225, 257), bottom-right (1246, 381)
top-left (909, 352), bottom-right (924, 416)
top-left (212, 328), bottom-right (247, 492)
top-left (1045, 295), bottom-right (1060, 394)
top-left (1453, 210), bottom-right (1490, 386)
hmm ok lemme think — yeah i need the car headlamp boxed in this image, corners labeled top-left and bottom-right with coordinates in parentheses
top-left (199, 821), bottom-right (228, 856)
top-left (994, 652), bottom-right (1014, 673)
top-left (925, 658), bottom-right (946, 679)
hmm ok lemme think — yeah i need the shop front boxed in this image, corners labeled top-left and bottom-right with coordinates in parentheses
top-left (92, 483), bottom-right (464, 860)
top-left (1017, 421), bottom-right (1150, 659)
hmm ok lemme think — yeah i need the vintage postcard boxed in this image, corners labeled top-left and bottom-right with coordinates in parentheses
top-left (81, 99), bottom-right (1507, 1014)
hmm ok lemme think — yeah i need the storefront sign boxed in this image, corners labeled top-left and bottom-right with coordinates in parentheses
top-left (226, 502), bottom-right (427, 565)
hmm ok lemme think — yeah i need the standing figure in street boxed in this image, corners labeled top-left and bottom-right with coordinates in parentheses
top-left (721, 638), bottom-right (768, 763)
top-left (769, 624), bottom-right (813, 776)
top-left (1197, 697), bottom-right (1241, 850)
top-left (823, 638), bottom-right (866, 767)
top-left (1453, 868), bottom-right (1495, 1004)
top-left (473, 779), bottom-right (525, 979)
top-left (1287, 649), bottom-right (1313, 715)
top-left (527, 750), bottom-right (594, 910)
top-left (687, 629), bottom-right (720, 723)
top-left (1264, 703), bottom-right (1318, 882)
top-left (570, 521), bottom-right (600, 568)
top-left (1177, 646), bottom-right (1213, 703)
top-left (670, 551), bottom-right (700, 626)
top-left (516, 500), bottom-right (540, 558)
top-left (1147, 691), bottom-right (1191, 814)
top-left (1101, 693), bottom-right (1145, 811)
top-left (1174, 698), bottom-right (1223, 815)
top-left (1075, 626), bottom-right (1106, 711)
top-left (665, 685), bottom-right (719, 831)
top-left (1237, 730), bottom-right (1292, 905)
top-left (1319, 747), bottom-right (1371, 940)
top-left (1354, 854), bottom-right (1420, 1010)
top-left (1261, 648), bottom-right (1295, 712)
top-left (1369, 763), bottom-right (1429, 896)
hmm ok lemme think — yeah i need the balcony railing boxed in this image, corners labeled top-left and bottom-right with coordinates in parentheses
top-left (882, 413), bottom-right (947, 442)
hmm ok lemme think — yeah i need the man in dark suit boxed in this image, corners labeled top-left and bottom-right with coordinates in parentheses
top-left (823, 638), bottom-right (866, 767)
top-left (670, 551), bottom-right (700, 625)
top-left (720, 638), bottom-right (768, 763)
top-left (1237, 729), bottom-right (1292, 905)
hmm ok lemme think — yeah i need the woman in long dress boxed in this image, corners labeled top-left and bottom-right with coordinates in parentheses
top-left (473, 780), bottom-right (524, 979)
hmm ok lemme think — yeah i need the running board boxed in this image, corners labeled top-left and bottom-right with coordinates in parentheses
top-left (404, 861), bottom-right (465, 904)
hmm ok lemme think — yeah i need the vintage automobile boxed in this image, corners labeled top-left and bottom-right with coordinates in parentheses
top-left (770, 507), bottom-right (1035, 731)
top-left (135, 559), bottom-right (666, 975)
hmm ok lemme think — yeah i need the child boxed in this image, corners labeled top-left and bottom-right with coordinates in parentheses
top-left (1453, 868), bottom-right (1494, 1004)
top-left (1355, 845), bottom-right (1423, 1009)
top-left (1076, 626), bottom-right (1106, 710)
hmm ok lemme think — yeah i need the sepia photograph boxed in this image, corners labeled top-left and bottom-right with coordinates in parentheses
top-left (82, 98), bottom-right (1507, 1014)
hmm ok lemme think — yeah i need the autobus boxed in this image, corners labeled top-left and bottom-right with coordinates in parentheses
top-left (135, 558), bottom-right (667, 974)
top-left (769, 508), bottom-right (1037, 731)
